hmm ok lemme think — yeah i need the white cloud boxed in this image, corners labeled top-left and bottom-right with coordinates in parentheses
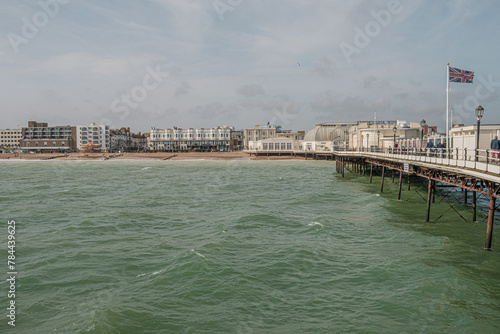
top-left (0, 0), bottom-right (499, 133)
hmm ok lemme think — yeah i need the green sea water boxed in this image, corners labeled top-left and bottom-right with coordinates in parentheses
top-left (1, 160), bottom-right (499, 333)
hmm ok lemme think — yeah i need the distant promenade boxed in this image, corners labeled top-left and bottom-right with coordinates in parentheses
top-left (0, 152), bottom-right (305, 161)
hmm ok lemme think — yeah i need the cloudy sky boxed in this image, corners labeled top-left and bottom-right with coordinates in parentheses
top-left (1, 0), bottom-right (499, 133)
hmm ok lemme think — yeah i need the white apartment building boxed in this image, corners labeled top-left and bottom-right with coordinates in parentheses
top-left (76, 123), bottom-right (110, 151)
top-left (0, 129), bottom-right (22, 149)
top-left (149, 126), bottom-right (235, 151)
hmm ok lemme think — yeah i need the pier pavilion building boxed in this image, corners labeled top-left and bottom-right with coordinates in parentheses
top-left (450, 124), bottom-right (500, 159)
top-left (349, 120), bottom-right (421, 150)
top-left (302, 122), bottom-right (354, 152)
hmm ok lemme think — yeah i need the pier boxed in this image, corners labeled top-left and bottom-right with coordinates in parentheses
top-left (249, 148), bottom-right (500, 250)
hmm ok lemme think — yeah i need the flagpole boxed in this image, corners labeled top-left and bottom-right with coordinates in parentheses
top-left (446, 63), bottom-right (450, 155)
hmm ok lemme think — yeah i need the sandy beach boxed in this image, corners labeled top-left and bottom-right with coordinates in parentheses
top-left (0, 152), bottom-right (305, 161)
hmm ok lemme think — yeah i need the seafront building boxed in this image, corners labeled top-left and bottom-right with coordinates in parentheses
top-left (247, 123), bottom-right (351, 153)
top-left (349, 120), bottom-right (421, 150)
top-left (148, 126), bottom-right (240, 151)
top-left (248, 137), bottom-right (303, 152)
top-left (450, 124), bottom-right (500, 159)
top-left (76, 123), bottom-right (110, 151)
top-left (244, 124), bottom-right (281, 148)
top-left (110, 127), bottom-right (148, 152)
top-left (0, 129), bottom-right (22, 150)
top-left (19, 121), bottom-right (76, 153)
top-left (246, 123), bottom-right (305, 151)
top-left (302, 122), bottom-right (355, 152)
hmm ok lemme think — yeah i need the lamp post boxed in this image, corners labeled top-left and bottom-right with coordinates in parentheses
top-left (475, 105), bottom-right (484, 162)
top-left (377, 130), bottom-right (380, 151)
top-left (420, 119), bottom-right (426, 147)
top-left (393, 125), bottom-right (397, 152)
top-left (344, 130), bottom-right (348, 151)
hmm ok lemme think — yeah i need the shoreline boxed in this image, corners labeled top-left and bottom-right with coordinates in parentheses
top-left (0, 152), bottom-right (306, 161)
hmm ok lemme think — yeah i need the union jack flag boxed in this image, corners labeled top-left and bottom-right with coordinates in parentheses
top-left (449, 66), bottom-right (474, 83)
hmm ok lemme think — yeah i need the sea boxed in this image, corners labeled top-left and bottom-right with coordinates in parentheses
top-left (1, 159), bottom-right (500, 333)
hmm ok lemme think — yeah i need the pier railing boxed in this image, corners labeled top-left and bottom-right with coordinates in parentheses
top-left (332, 147), bottom-right (500, 174)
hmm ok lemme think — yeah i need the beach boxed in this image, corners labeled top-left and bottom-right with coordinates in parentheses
top-left (0, 151), bottom-right (304, 161)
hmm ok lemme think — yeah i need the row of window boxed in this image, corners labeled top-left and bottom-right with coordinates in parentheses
top-left (25, 141), bottom-right (66, 147)
top-left (246, 131), bottom-right (275, 136)
top-left (262, 143), bottom-right (292, 150)
top-left (152, 133), bottom-right (230, 139)
top-left (152, 140), bottom-right (230, 145)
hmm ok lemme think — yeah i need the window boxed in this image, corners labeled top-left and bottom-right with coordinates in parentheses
top-left (26, 142), bottom-right (30, 147)
top-left (287, 143), bottom-right (292, 150)
top-left (61, 142), bottom-right (65, 146)
top-left (44, 142), bottom-right (48, 146)
top-left (35, 142), bottom-right (39, 147)
top-left (53, 142), bottom-right (56, 146)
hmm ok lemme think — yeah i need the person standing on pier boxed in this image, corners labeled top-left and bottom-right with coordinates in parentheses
top-left (426, 140), bottom-right (434, 157)
top-left (490, 136), bottom-right (500, 162)
top-left (436, 141), bottom-right (444, 158)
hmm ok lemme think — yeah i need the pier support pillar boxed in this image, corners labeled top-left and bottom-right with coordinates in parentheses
top-left (380, 167), bottom-right (385, 193)
top-left (426, 178), bottom-right (432, 222)
top-left (398, 172), bottom-right (403, 200)
top-left (465, 189), bottom-right (468, 204)
top-left (485, 196), bottom-right (496, 251)
top-left (473, 191), bottom-right (477, 222)
top-left (432, 180), bottom-right (436, 204)
top-left (407, 174), bottom-right (411, 191)
top-left (369, 164), bottom-right (373, 183)
top-left (341, 157), bottom-right (345, 178)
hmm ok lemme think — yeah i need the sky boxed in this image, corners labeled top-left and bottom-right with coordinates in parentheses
top-left (1, 0), bottom-right (499, 133)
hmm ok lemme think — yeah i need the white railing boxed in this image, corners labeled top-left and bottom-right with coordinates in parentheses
top-left (333, 147), bottom-right (500, 174)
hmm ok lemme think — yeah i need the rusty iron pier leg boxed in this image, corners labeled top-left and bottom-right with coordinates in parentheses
top-left (380, 167), bottom-right (385, 193)
top-left (407, 174), bottom-right (411, 191)
top-left (426, 178), bottom-right (432, 222)
top-left (392, 169), bottom-right (395, 183)
top-left (472, 191), bottom-right (477, 222)
top-left (363, 163), bottom-right (366, 176)
top-left (432, 180), bottom-right (436, 204)
top-left (341, 157), bottom-right (345, 178)
top-left (369, 164), bottom-right (373, 183)
top-left (485, 196), bottom-right (496, 251)
top-left (398, 171), bottom-right (403, 200)
top-left (465, 189), bottom-right (468, 204)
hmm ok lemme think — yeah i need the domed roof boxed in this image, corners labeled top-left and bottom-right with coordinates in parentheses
top-left (303, 126), bottom-right (337, 142)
